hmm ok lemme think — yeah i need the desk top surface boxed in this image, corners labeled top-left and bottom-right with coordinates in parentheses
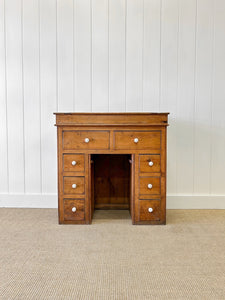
top-left (54, 112), bottom-right (169, 114)
top-left (54, 112), bottom-right (169, 127)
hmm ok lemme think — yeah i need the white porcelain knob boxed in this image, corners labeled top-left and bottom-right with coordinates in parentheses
top-left (72, 161), bottom-right (76, 166)
top-left (148, 207), bottom-right (153, 213)
top-left (84, 138), bottom-right (89, 143)
top-left (72, 207), bottom-right (76, 212)
top-left (147, 183), bottom-right (153, 189)
top-left (72, 184), bottom-right (77, 189)
top-left (149, 161), bottom-right (154, 167)
top-left (134, 138), bottom-right (139, 143)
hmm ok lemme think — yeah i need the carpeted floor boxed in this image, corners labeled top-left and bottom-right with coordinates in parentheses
top-left (0, 209), bottom-right (224, 300)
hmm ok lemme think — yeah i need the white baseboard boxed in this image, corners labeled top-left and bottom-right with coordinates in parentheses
top-left (0, 193), bottom-right (58, 208)
top-left (167, 195), bottom-right (225, 209)
top-left (0, 193), bottom-right (224, 209)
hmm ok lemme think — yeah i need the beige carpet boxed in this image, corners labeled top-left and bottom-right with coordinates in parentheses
top-left (0, 209), bottom-right (224, 300)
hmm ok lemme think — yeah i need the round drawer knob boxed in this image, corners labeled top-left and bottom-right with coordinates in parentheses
top-left (84, 138), bottom-right (89, 143)
top-left (148, 207), bottom-right (153, 213)
top-left (72, 184), bottom-right (77, 189)
top-left (72, 161), bottom-right (77, 166)
top-left (72, 207), bottom-right (76, 212)
top-left (147, 183), bottom-right (153, 189)
top-left (134, 138), bottom-right (139, 143)
top-left (149, 161), bottom-right (154, 167)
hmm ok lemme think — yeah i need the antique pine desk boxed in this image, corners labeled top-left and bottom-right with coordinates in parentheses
top-left (54, 113), bottom-right (169, 225)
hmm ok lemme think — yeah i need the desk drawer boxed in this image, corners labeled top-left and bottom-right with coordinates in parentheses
top-left (139, 177), bottom-right (160, 195)
top-left (63, 154), bottom-right (84, 172)
top-left (63, 176), bottom-right (85, 195)
top-left (63, 130), bottom-right (110, 150)
top-left (139, 200), bottom-right (160, 221)
top-left (63, 199), bottom-right (85, 221)
top-left (139, 154), bottom-right (161, 173)
top-left (114, 131), bottom-right (161, 150)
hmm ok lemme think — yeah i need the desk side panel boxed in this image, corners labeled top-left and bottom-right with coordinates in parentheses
top-left (57, 127), bottom-right (64, 224)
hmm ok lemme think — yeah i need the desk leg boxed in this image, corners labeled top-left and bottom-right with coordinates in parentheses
top-left (130, 154), bottom-right (136, 224)
top-left (85, 154), bottom-right (91, 224)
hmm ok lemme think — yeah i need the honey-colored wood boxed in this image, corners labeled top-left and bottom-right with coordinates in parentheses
top-left (139, 177), bottom-right (161, 196)
top-left (55, 113), bottom-right (169, 225)
top-left (114, 131), bottom-right (161, 150)
top-left (63, 154), bottom-right (85, 172)
top-left (160, 127), bottom-right (167, 224)
top-left (134, 152), bottom-right (139, 223)
top-left (57, 127), bottom-right (64, 224)
top-left (63, 130), bottom-right (110, 150)
top-left (63, 199), bottom-right (85, 221)
top-left (139, 154), bottom-right (161, 173)
top-left (63, 176), bottom-right (85, 195)
top-left (90, 157), bottom-right (95, 220)
top-left (139, 200), bottom-right (161, 221)
top-left (95, 204), bottom-right (129, 210)
top-left (93, 154), bottom-right (130, 210)
top-left (130, 154), bottom-right (135, 222)
top-left (54, 113), bottom-right (169, 127)
top-left (85, 154), bottom-right (91, 224)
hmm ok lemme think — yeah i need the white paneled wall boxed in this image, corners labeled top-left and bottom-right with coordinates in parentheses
top-left (0, 0), bottom-right (225, 208)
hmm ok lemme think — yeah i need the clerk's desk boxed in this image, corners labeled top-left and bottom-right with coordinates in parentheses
top-left (54, 113), bottom-right (169, 225)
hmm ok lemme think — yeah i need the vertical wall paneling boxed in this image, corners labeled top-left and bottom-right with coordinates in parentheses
top-left (5, 0), bottom-right (25, 193)
top-left (160, 0), bottom-right (179, 194)
top-left (23, 0), bottom-right (41, 193)
top-left (108, 0), bottom-right (126, 111)
top-left (92, 0), bottom-right (109, 111)
top-left (0, 0), bottom-right (8, 193)
top-left (57, 0), bottom-right (73, 111)
top-left (74, 0), bottom-right (92, 112)
top-left (194, 0), bottom-right (213, 194)
top-left (176, 0), bottom-right (196, 194)
top-left (126, 0), bottom-right (143, 111)
top-left (40, 0), bottom-right (57, 193)
top-left (143, 0), bottom-right (161, 112)
top-left (1, 0), bottom-right (225, 208)
top-left (211, 0), bottom-right (225, 194)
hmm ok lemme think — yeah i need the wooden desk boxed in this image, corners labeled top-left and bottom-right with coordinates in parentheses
top-left (54, 113), bottom-right (169, 225)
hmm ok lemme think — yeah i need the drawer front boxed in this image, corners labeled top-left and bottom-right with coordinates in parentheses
top-left (139, 200), bottom-right (161, 221)
top-left (63, 176), bottom-right (85, 195)
top-left (63, 199), bottom-right (85, 221)
top-left (63, 130), bottom-right (110, 150)
top-left (139, 177), bottom-right (160, 195)
top-left (63, 154), bottom-right (84, 172)
top-left (139, 154), bottom-right (160, 173)
top-left (114, 131), bottom-right (161, 150)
